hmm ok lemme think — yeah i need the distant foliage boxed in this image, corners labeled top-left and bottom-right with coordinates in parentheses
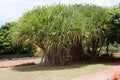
top-left (0, 22), bottom-right (14, 54)
top-left (106, 6), bottom-right (120, 43)
top-left (105, 5), bottom-right (120, 54)
top-left (0, 22), bottom-right (35, 55)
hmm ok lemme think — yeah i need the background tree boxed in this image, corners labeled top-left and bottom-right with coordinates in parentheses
top-left (0, 22), bottom-right (15, 54)
top-left (106, 5), bottom-right (120, 54)
top-left (0, 22), bottom-right (35, 55)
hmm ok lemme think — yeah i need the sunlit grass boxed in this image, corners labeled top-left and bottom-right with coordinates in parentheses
top-left (0, 62), bottom-right (110, 80)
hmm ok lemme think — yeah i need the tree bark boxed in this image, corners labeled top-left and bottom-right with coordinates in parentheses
top-left (106, 39), bottom-right (109, 55)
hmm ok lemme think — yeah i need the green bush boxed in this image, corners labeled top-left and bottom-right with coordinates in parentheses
top-left (109, 44), bottom-right (118, 54)
top-left (100, 44), bottom-right (118, 55)
top-left (0, 53), bottom-right (34, 60)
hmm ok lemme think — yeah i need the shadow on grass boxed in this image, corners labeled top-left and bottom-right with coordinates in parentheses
top-left (12, 61), bottom-right (110, 72)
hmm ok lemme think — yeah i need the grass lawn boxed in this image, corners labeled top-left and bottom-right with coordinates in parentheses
top-left (0, 62), bottom-right (110, 80)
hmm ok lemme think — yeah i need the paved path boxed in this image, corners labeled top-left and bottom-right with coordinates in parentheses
top-left (73, 63), bottom-right (120, 80)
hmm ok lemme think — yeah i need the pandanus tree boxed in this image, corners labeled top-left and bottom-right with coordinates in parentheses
top-left (10, 4), bottom-right (108, 65)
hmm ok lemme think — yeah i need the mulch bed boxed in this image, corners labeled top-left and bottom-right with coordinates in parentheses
top-left (0, 62), bottom-right (36, 68)
top-left (0, 59), bottom-right (9, 62)
top-left (0, 57), bottom-right (40, 62)
top-left (11, 57), bottom-right (40, 60)
top-left (0, 57), bottom-right (40, 68)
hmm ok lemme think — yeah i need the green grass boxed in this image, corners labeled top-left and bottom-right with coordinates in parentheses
top-left (0, 62), bottom-right (110, 80)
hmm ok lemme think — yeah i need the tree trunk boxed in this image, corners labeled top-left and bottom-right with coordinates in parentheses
top-left (43, 49), bottom-right (69, 66)
top-left (106, 39), bottom-right (109, 55)
top-left (91, 37), bottom-right (100, 60)
top-left (71, 37), bottom-right (84, 62)
top-left (97, 41), bottom-right (104, 56)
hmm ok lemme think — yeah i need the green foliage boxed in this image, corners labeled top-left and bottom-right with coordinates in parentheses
top-left (100, 45), bottom-right (118, 55)
top-left (0, 53), bottom-right (33, 59)
top-left (0, 22), bottom-right (35, 55)
top-left (106, 5), bottom-right (120, 43)
top-left (0, 22), bottom-right (14, 54)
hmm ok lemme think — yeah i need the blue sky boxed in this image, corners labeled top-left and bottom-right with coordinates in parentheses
top-left (0, 0), bottom-right (120, 26)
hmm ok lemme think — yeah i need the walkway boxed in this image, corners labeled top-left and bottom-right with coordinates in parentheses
top-left (73, 62), bottom-right (120, 80)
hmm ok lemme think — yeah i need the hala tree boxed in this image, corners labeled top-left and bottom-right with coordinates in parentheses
top-left (10, 4), bottom-right (108, 65)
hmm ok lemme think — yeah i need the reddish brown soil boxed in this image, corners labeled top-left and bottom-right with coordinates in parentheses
top-left (0, 57), bottom-right (40, 68)
top-left (0, 62), bottom-right (35, 68)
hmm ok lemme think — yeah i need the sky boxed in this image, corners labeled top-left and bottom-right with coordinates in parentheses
top-left (0, 0), bottom-right (120, 26)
